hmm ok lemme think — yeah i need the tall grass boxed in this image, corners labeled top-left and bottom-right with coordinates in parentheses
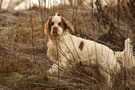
top-left (0, 0), bottom-right (135, 89)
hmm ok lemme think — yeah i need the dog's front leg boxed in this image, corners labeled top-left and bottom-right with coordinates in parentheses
top-left (48, 62), bottom-right (59, 74)
top-left (47, 58), bottom-right (68, 74)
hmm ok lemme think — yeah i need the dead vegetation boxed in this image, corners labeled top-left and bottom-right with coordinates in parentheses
top-left (0, 0), bottom-right (135, 90)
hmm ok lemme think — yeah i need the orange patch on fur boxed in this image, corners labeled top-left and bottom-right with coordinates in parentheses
top-left (79, 41), bottom-right (84, 51)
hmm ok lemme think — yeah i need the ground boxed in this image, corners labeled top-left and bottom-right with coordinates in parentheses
top-left (0, 4), bottom-right (135, 90)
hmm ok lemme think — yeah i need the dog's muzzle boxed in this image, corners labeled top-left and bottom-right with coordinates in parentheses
top-left (53, 26), bottom-right (58, 35)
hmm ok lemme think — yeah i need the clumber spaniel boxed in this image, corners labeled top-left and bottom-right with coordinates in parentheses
top-left (45, 13), bottom-right (120, 86)
top-left (115, 38), bottom-right (135, 69)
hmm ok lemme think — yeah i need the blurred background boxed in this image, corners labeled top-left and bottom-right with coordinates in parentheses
top-left (0, 0), bottom-right (135, 90)
top-left (0, 0), bottom-right (114, 10)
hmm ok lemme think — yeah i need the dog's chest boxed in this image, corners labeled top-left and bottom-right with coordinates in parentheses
top-left (47, 40), bottom-right (71, 60)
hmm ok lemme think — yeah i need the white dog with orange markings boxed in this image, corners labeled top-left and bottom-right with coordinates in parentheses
top-left (45, 13), bottom-right (120, 86)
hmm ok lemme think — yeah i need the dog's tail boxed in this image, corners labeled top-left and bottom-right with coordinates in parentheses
top-left (123, 38), bottom-right (134, 60)
top-left (124, 38), bottom-right (132, 53)
top-left (115, 38), bottom-right (135, 68)
top-left (115, 38), bottom-right (131, 59)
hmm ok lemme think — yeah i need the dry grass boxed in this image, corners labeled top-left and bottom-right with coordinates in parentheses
top-left (0, 0), bottom-right (135, 89)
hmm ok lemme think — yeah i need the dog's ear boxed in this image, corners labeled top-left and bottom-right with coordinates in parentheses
top-left (45, 17), bottom-right (52, 35)
top-left (62, 17), bottom-right (74, 33)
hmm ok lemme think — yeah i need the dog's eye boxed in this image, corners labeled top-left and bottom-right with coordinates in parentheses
top-left (58, 22), bottom-right (62, 26)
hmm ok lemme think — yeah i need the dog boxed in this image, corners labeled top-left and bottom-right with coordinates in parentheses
top-left (45, 13), bottom-right (120, 86)
top-left (115, 38), bottom-right (135, 69)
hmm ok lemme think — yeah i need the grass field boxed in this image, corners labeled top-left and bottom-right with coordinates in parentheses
top-left (0, 0), bottom-right (135, 89)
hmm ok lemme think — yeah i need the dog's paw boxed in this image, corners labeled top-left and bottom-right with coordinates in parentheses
top-left (47, 67), bottom-right (58, 74)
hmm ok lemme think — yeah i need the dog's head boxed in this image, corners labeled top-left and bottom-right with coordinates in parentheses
top-left (45, 13), bottom-right (74, 38)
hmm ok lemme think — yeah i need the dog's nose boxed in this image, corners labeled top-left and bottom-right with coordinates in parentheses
top-left (53, 26), bottom-right (58, 34)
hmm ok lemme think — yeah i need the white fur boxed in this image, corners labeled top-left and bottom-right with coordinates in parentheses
top-left (115, 38), bottom-right (135, 69)
top-left (50, 15), bottom-right (63, 36)
top-left (45, 14), bottom-right (120, 86)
